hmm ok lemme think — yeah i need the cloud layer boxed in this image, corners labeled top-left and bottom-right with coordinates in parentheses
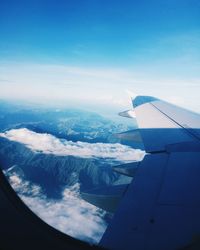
top-left (6, 169), bottom-right (107, 244)
top-left (0, 128), bottom-right (144, 162)
top-left (0, 128), bottom-right (145, 243)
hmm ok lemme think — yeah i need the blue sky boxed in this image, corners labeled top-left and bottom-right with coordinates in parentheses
top-left (0, 0), bottom-right (200, 115)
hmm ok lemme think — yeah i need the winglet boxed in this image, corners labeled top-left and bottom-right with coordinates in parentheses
top-left (132, 95), bottom-right (158, 108)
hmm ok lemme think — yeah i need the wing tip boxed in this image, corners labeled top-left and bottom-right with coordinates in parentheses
top-left (132, 95), bottom-right (159, 108)
top-left (125, 90), bottom-right (158, 108)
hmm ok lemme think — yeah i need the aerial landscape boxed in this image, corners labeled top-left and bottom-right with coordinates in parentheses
top-left (0, 100), bottom-right (144, 243)
top-left (0, 0), bottom-right (200, 248)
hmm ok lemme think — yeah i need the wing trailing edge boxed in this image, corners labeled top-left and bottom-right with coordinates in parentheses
top-left (113, 161), bottom-right (140, 177)
top-left (81, 184), bottom-right (129, 213)
top-left (113, 129), bottom-right (142, 143)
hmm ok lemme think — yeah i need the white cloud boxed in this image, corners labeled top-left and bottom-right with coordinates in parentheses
top-left (1, 128), bottom-right (145, 243)
top-left (6, 170), bottom-right (107, 244)
top-left (0, 128), bottom-right (144, 162)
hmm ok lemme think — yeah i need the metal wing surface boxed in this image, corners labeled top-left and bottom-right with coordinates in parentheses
top-left (100, 96), bottom-right (200, 250)
top-left (132, 95), bottom-right (200, 152)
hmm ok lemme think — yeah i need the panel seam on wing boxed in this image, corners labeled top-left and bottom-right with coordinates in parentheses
top-left (151, 103), bottom-right (200, 142)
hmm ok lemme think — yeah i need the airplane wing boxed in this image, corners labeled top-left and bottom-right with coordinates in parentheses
top-left (98, 95), bottom-right (200, 250)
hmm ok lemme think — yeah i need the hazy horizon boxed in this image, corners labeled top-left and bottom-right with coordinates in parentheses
top-left (1, 1), bottom-right (200, 113)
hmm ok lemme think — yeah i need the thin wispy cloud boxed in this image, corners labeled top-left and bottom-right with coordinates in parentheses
top-left (1, 62), bottom-right (200, 112)
top-left (6, 170), bottom-right (107, 244)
